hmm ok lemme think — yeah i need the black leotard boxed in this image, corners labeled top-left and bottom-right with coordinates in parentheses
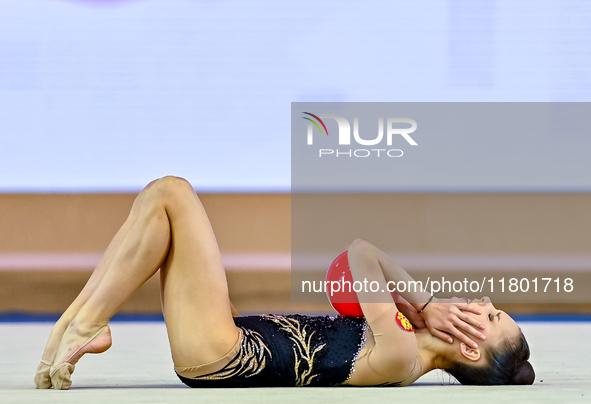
top-left (176, 314), bottom-right (368, 388)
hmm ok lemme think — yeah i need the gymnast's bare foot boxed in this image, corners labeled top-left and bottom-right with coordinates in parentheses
top-left (49, 321), bottom-right (112, 390)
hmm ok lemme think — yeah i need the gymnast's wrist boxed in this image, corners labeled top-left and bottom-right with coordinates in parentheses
top-left (410, 292), bottom-right (433, 312)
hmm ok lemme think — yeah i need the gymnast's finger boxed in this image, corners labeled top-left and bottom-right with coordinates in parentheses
top-left (450, 321), bottom-right (486, 348)
top-left (457, 303), bottom-right (482, 315)
top-left (456, 311), bottom-right (486, 332)
top-left (447, 325), bottom-right (480, 348)
top-left (428, 327), bottom-right (454, 344)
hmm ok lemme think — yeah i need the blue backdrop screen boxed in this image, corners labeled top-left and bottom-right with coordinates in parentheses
top-left (1, 0), bottom-right (590, 192)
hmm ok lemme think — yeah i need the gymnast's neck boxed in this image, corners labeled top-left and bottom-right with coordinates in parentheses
top-left (414, 328), bottom-right (458, 375)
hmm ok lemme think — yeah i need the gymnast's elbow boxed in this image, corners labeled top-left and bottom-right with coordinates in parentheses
top-left (348, 239), bottom-right (376, 261)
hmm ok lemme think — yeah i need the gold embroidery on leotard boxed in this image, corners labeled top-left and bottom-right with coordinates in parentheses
top-left (263, 315), bottom-right (326, 386)
top-left (194, 327), bottom-right (271, 380)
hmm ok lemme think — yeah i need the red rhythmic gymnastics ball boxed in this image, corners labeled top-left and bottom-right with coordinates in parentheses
top-left (325, 251), bottom-right (364, 317)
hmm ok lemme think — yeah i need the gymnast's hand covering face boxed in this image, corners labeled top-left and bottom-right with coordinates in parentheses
top-left (419, 297), bottom-right (488, 348)
top-left (453, 296), bottom-right (522, 351)
top-left (394, 294), bottom-right (486, 348)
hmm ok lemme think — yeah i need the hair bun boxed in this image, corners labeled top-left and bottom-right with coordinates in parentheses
top-left (508, 361), bottom-right (535, 385)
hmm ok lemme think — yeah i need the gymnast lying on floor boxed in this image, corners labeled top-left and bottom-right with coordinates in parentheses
top-left (35, 176), bottom-right (534, 389)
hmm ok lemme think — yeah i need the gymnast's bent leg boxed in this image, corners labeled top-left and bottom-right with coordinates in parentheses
top-left (35, 179), bottom-right (162, 387)
top-left (44, 176), bottom-right (240, 389)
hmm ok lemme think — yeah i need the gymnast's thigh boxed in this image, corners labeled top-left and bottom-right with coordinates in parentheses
top-left (154, 176), bottom-right (240, 367)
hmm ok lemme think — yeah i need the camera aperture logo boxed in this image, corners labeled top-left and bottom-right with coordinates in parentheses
top-left (302, 112), bottom-right (417, 158)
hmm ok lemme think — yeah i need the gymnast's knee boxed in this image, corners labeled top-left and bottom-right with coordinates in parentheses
top-left (144, 176), bottom-right (196, 203)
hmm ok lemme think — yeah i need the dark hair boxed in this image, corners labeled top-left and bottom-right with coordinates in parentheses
top-left (446, 331), bottom-right (535, 385)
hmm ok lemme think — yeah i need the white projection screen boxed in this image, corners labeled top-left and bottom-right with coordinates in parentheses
top-left (1, 0), bottom-right (590, 192)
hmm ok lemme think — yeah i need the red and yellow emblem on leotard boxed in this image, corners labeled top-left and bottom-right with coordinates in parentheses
top-left (395, 311), bottom-right (414, 332)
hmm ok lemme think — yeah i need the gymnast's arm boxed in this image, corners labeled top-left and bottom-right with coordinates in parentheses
top-left (346, 239), bottom-right (423, 384)
top-left (347, 239), bottom-right (484, 349)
